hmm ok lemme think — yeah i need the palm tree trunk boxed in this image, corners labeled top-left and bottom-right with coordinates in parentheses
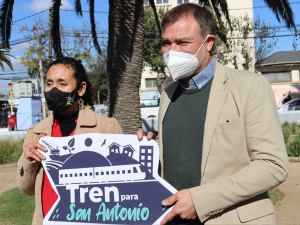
top-left (107, 0), bottom-right (144, 134)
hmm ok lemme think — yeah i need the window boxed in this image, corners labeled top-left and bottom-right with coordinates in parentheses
top-left (75, 173), bottom-right (77, 177)
top-left (141, 155), bottom-right (145, 160)
top-left (263, 72), bottom-right (291, 82)
top-left (106, 171), bottom-right (109, 175)
top-left (122, 170), bottom-right (126, 174)
top-left (141, 149), bottom-right (145, 153)
top-left (128, 170), bottom-right (131, 174)
top-left (147, 163), bottom-right (152, 167)
top-left (124, 150), bottom-right (128, 154)
top-left (70, 174), bottom-right (73, 177)
top-left (65, 174), bottom-right (68, 177)
top-left (129, 152), bottom-right (132, 157)
top-left (79, 173), bottom-right (82, 176)
top-left (145, 79), bottom-right (157, 89)
top-left (101, 172), bottom-right (104, 175)
top-left (177, 0), bottom-right (189, 4)
top-left (112, 171), bottom-right (115, 175)
top-left (96, 172), bottom-right (99, 176)
top-left (89, 172), bottom-right (93, 176)
top-left (111, 149), bottom-right (114, 152)
top-left (84, 173), bottom-right (87, 176)
top-left (148, 149), bottom-right (152, 153)
top-left (156, 0), bottom-right (169, 4)
top-left (144, 0), bottom-right (149, 5)
top-left (117, 171), bottom-right (120, 174)
top-left (147, 156), bottom-right (152, 160)
top-left (60, 174), bottom-right (63, 178)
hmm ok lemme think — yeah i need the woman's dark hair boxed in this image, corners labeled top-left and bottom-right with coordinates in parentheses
top-left (48, 57), bottom-right (94, 106)
top-left (161, 3), bottom-right (216, 41)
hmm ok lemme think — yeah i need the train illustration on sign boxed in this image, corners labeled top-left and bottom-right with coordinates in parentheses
top-left (59, 164), bottom-right (146, 185)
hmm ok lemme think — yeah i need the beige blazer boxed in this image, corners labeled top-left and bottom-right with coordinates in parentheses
top-left (17, 108), bottom-right (122, 225)
top-left (158, 62), bottom-right (288, 224)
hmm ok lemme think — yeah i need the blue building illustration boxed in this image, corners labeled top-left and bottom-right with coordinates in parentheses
top-left (122, 144), bottom-right (135, 157)
top-left (108, 142), bottom-right (121, 155)
top-left (139, 146), bottom-right (154, 174)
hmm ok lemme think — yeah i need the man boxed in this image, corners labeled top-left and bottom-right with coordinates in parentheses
top-left (138, 3), bottom-right (288, 224)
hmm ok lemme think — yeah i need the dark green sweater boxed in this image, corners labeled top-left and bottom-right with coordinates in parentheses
top-left (163, 78), bottom-right (213, 191)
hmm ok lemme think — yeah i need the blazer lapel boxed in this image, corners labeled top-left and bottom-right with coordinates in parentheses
top-left (201, 62), bottom-right (229, 178)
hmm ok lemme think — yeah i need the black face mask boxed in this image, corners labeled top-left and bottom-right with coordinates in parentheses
top-left (45, 87), bottom-right (79, 112)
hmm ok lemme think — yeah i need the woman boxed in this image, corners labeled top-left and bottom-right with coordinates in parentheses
top-left (17, 57), bottom-right (122, 225)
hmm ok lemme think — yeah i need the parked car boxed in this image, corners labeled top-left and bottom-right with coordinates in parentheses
top-left (277, 98), bottom-right (300, 111)
top-left (140, 98), bottom-right (160, 118)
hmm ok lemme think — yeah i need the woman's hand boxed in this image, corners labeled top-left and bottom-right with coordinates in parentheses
top-left (24, 133), bottom-right (48, 162)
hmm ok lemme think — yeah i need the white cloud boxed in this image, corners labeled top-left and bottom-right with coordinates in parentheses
top-left (23, 0), bottom-right (73, 12)
top-left (9, 43), bottom-right (29, 55)
top-left (2, 56), bottom-right (26, 71)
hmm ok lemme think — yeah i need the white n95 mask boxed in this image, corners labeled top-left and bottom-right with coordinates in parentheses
top-left (163, 35), bottom-right (209, 81)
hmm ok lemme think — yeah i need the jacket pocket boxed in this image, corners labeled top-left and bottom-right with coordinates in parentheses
top-left (236, 192), bottom-right (274, 223)
top-left (215, 116), bottom-right (243, 133)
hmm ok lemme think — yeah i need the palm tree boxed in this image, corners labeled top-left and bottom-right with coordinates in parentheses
top-left (0, 50), bottom-right (14, 71)
top-left (0, 0), bottom-right (296, 133)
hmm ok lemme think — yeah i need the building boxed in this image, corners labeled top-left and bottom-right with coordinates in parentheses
top-left (12, 79), bottom-right (41, 98)
top-left (122, 144), bottom-right (135, 158)
top-left (139, 146), bottom-right (154, 174)
top-left (108, 142), bottom-right (121, 154)
top-left (257, 51), bottom-right (300, 106)
top-left (141, 0), bottom-right (254, 98)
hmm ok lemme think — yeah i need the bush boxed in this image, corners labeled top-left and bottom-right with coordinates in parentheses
top-left (0, 139), bottom-right (23, 164)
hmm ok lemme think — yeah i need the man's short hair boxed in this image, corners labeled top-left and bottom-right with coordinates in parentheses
top-left (161, 3), bottom-right (216, 41)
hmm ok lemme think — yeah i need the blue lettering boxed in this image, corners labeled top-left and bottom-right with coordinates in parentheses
top-left (96, 203), bottom-right (106, 221)
top-left (66, 204), bottom-right (75, 221)
top-left (141, 207), bottom-right (149, 220)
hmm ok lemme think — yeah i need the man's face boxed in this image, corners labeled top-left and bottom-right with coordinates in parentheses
top-left (161, 15), bottom-right (215, 75)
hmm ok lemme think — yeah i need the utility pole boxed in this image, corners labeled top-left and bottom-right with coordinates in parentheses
top-left (39, 60), bottom-right (46, 119)
top-left (48, 7), bottom-right (52, 59)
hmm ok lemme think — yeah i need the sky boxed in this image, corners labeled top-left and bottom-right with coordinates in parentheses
top-left (0, 0), bottom-right (300, 93)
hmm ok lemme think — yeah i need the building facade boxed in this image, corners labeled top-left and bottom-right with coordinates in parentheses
top-left (12, 79), bottom-right (41, 98)
top-left (257, 51), bottom-right (300, 106)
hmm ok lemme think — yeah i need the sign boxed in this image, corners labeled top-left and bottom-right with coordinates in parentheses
top-left (39, 133), bottom-right (177, 225)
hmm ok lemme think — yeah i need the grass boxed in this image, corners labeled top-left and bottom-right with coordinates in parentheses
top-left (282, 122), bottom-right (300, 157)
top-left (0, 139), bottom-right (23, 164)
top-left (0, 187), bottom-right (35, 225)
top-left (268, 188), bottom-right (278, 205)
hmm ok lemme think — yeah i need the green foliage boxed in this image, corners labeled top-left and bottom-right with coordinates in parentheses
top-left (254, 16), bottom-right (279, 62)
top-left (0, 139), bottom-right (23, 164)
top-left (0, 187), bottom-right (35, 225)
top-left (282, 122), bottom-right (300, 157)
top-left (86, 51), bottom-right (108, 104)
top-left (214, 14), bottom-right (278, 71)
top-left (268, 188), bottom-right (278, 204)
top-left (143, 6), bottom-right (167, 76)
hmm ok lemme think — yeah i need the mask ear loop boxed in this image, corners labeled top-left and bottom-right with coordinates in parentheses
top-left (190, 35), bottom-right (210, 61)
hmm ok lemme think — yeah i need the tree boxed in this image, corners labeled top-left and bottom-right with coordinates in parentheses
top-left (213, 15), bottom-right (278, 71)
top-left (20, 18), bottom-right (101, 78)
top-left (0, 49), bottom-right (14, 71)
top-left (144, 5), bottom-right (171, 94)
top-left (254, 17), bottom-right (279, 63)
top-left (86, 52), bottom-right (108, 104)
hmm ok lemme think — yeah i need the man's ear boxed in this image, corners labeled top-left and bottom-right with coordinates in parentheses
top-left (78, 82), bottom-right (87, 97)
top-left (206, 35), bottom-right (216, 52)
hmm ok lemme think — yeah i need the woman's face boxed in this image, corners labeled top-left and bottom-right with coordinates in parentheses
top-left (45, 64), bottom-right (77, 93)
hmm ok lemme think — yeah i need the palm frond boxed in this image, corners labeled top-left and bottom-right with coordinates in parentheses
top-left (0, 0), bottom-right (14, 48)
top-left (74, 0), bottom-right (82, 17)
top-left (214, 0), bottom-right (231, 30)
top-left (149, 0), bottom-right (161, 35)
top-left (88, 0), bottom-right (101, 55)
top-left (0, 54), bottom-right (13, 70)
top-left (263, 0), bottom-right (295, 29)
top-left (51, 0), bottom-right (62, 57)
top-left (0, 59), bottom-right (4, 71)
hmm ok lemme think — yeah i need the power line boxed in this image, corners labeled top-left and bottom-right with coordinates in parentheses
top-left (60, 9), bottom-right (108, 13)
top-left (229, 1), bottom-right (300, 10)
top-left (13, 9), bottom-right (49, 23)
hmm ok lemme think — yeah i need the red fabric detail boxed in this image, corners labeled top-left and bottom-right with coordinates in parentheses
top-left (7, 116), bottom-right (16, 127)
top-left (42, 117), bottom-right (78, 217)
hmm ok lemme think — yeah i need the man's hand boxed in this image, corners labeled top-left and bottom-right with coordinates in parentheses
top-left (137, 128), bottom-right (155, 140)
top-left (161, 189), bottom-right (197, 225)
